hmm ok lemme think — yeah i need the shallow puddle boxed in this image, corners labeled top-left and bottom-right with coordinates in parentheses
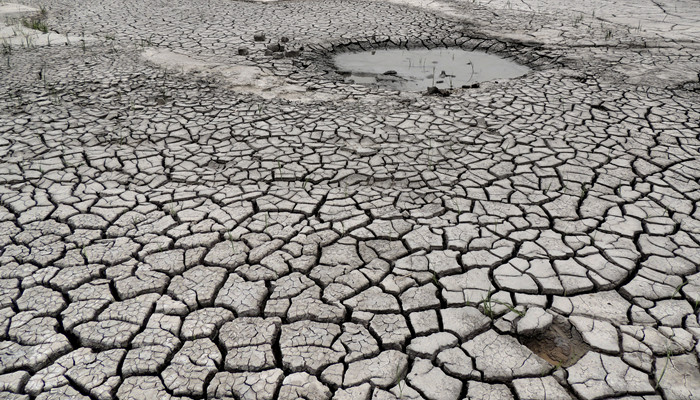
top-left (334, 48), bottom-right (529, 91)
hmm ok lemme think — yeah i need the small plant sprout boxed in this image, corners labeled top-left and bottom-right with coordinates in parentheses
top-left (544, 180), bottom-right (553, 195)
top-left (481, 292), bottom-right (495, 319)
top-left (655, 347), bottom-right (673, 389)
top-left (605, 29), bottom-right (613, 40)
top-left (227, 232), bottom-right (237, 252)
top-left (581, 183), bottom-right (590, 197)
top-left (553, 359), bottom-right (564, 371)
top-left (495, 299), bottom-right (525, 317)
top-left (22, 16), bottom-right (48, 34)
top-left (393, 365), bottom-right (405, 398)
top-left (671, 281), bottom-right (687, 298)
top-left (431, 271), bottom-right (441, 289)
top-left (2, 40), bottom-right (11, 68)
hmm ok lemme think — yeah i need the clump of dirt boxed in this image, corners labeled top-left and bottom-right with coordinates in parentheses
top-left (521, 315), bottom-right (591, 367)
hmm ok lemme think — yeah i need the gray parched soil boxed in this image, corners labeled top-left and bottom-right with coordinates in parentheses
top-left (1, 0), bottom-right (699, 399)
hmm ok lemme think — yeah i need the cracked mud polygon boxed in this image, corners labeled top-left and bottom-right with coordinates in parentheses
top-left (1, 0), bottom-right (699, 399)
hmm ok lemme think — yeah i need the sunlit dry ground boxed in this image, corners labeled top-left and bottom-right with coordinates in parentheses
top-left (1, 0), bottom-right (699, 399)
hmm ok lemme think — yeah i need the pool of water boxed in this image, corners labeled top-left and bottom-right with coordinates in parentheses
top-left (333, 48), bottom-right (530, 91)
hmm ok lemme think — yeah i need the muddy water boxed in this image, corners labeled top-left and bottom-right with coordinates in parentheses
top-left (333, 48), bottom-right (529, 91)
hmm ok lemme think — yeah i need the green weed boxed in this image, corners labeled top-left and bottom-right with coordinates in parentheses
top-left (655, 348), bottom-right (672, 389)
top-left (226, 232), bottom-right (237, 253)
top-left (22, 17), bottom-right (48, 34)
top-left (671, 281), bottom-right (686, 298)
top-left (393, 365), bottom-right (405, 398)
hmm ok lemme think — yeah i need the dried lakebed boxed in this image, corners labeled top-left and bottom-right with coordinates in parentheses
top-left (0, 0), bottom-right (699, 399)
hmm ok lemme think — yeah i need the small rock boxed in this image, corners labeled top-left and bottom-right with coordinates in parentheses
top-left (407, 358), bottom-right (462, 400)
top-left (267, 43), bottom-right (284, 52)
top-left (463, 330), bottom-right (552, 380)
top-left (406, 332), bottom-right (458, 359)
top-left (285, 50), bottom-right (300, 58)
top-left (254, 32), bottom-right (266, 41)
top-left (441, 306), bottom-right (490, 341)
top-left (426, 86), bottom-right (450, 97)
top-left (437, 347), bottom-right (478, 379)
top-left (0, 370), bottom-right (30, 392)
top-left (513, 377), bottom-right (570, 400)
top-left (237, 47), bottom-right (249, 56)
top-left (655, 354), bottom-right (700, 400)
top-left (569, 316), bottom-right (619, 353)
top-left (280, 36), bottom-right (290, 43)
top-left (568, 352), bottom-right (653, 398)
top-left (278, 372), bottom-right (332, 400)
top-left (383, 70), bottom-right (397, 75)
top-left (343, 350), bottom-right (408, 388)
top-left (466, 381), bottom-right (514, 400)
top-left (517, 307), bottom-right (553, 337)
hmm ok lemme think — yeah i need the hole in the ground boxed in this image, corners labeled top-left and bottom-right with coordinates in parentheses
top-left (333, 47), bottom-right (529, 91)
top-left (520, 315), bottom-right (591, 368)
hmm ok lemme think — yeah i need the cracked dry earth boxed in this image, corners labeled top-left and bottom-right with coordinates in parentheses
top-left (1, 0), bottom-right (700, 399)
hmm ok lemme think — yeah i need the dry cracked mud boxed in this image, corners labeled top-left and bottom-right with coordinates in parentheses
top-left (1, 0), bottom-right (699, 399)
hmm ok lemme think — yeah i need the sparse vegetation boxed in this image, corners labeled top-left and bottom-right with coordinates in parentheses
top-left (22, 17), bottom-right (48, 34)
top-left (671, 281), bottom-right (686, 298)
top-left (481, 291), bottom-right (495, 319)
top-left (226, 232), bottom-right (237, 253)
top-left (21, 7), bottom-right (49, 34)
top-left (393, 365), bottom-right (405, 398)
top-left (655, 348), bottom-right (672, 389)
top-left (2, 40), bottom-right (10, 68)
top-left (481, 291), bottom-right (524, 319)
